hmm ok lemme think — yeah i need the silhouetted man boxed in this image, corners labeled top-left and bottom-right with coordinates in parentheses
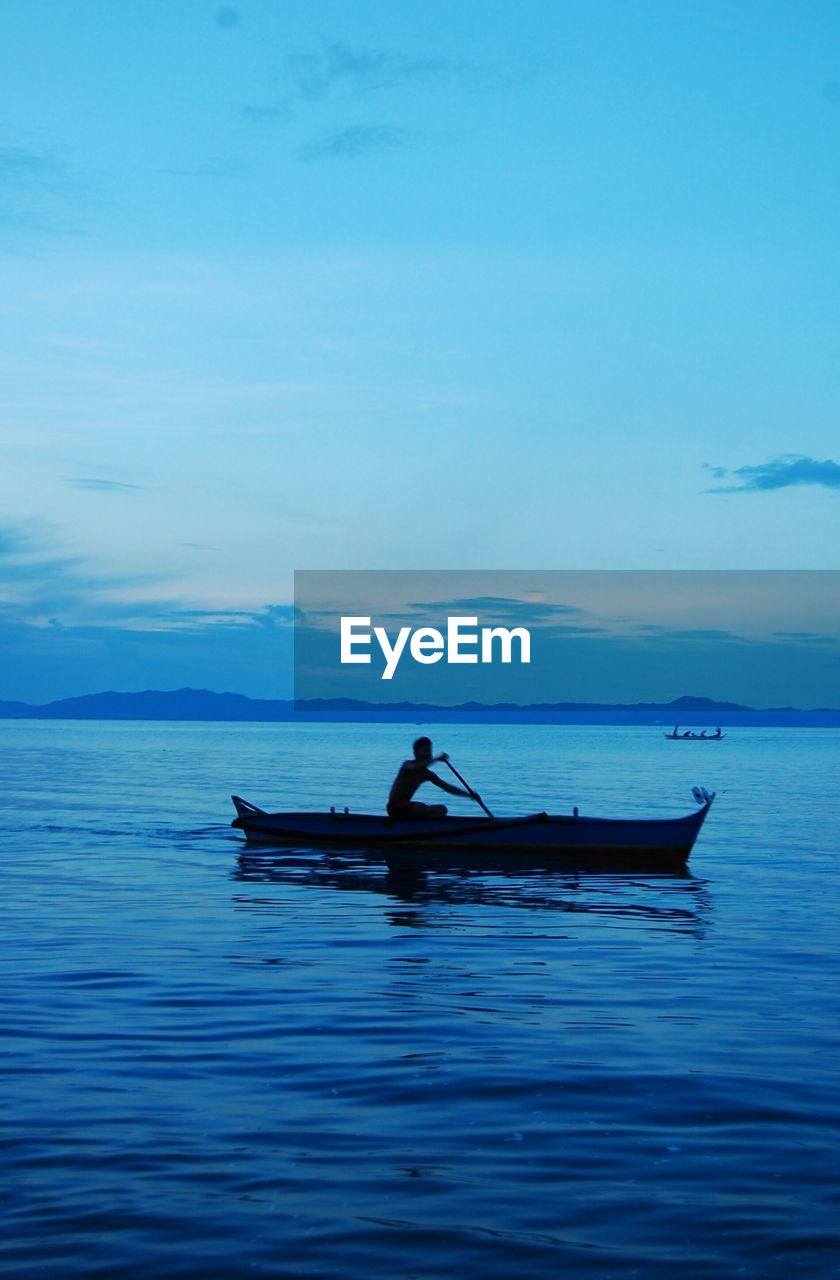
top-left (387, 736), bottom-right (473, 819)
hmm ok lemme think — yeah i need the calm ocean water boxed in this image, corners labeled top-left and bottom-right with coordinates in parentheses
top-left (1, 720), bottom-right (838, 1279)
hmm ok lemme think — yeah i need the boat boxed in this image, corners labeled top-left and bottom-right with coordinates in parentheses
top-left (230, 787), bottom-right (715, 867)
top-left (665, 731), bottom-right (725, 740)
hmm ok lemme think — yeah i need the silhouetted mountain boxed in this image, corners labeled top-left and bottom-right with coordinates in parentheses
top-left (665, 695), bottom-right (750, 711)
top-left (0, 688), bottom-right (837, 726)
top-left (3, 688), bottom-right (294, 721)
top-left (0, 700), bottom-right (33, 717)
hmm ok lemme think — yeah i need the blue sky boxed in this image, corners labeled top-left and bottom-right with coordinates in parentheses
top-left (1, 1), bottom-right (839, 702)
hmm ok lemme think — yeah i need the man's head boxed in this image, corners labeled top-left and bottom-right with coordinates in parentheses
top-left (413, 736), bottom-right (432, 761)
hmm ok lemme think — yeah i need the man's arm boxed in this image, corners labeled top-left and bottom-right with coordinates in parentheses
top-left (426, 771), bottom-right (473, 799)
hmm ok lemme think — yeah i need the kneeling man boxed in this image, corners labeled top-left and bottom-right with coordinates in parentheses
top-left (387, 737), bottom-right (473, 819)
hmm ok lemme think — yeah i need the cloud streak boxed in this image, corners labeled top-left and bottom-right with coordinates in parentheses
top-left (281, 41), bottom-right (476, 104)
top-left (298, 125), bottom-right (413, 162)
top-left (214, 6), bottom-right (241, 30)
top-left (409, 596), bottom-right (584, 624)
top-left (0, 141), bottom-right (82, 236)
top-left (241, 38), bottom-right (516, 143)
top-left (0, 520), bottom-right (42, 556)
top-left (707, 455), bottom-right (840, 493)
top-left (0, 145), bottom-right (60, 182)
top-left (0, 519), bottom-right (295, 636)
top-left (773, 630), bottom-right (839, 645)
top-left (69, 477), bottom-right (144, 493)
top-left (0, 520), bottom-right (173, 626)
top-left (302, 596), bottom-right (586, 627)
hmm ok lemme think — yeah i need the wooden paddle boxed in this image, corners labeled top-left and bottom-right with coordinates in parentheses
top-left (441, 757), bottom-right (494, 819)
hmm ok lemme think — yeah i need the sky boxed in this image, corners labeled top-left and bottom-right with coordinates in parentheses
top-left (1, 1), bottom-right (839, 703)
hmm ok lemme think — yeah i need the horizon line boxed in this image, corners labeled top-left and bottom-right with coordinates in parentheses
top-left (1, 688), bottom-right (839, 715)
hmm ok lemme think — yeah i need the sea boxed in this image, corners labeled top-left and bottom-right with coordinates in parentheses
top-left (1, 720), bottom-right (838, 1279)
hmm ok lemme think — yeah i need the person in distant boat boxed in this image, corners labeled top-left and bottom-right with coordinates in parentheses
top-left (387, 737), bottom-right (474, 819)
top-left (672, 725), bottom-right (680, 736)
top-left (713, 726), bottom-right (722, 739)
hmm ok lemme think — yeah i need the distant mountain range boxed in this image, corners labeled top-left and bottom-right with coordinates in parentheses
top-left (0, 689), bottom-right (837, 726)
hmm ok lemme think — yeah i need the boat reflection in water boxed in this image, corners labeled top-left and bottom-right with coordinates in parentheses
top-left (231, 845), bottom-right (713, 939)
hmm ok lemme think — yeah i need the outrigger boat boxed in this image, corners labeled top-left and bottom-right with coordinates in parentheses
top-left (231, 787), bottom-right (715, 868)
top-left (665, 727), bottom-right (725, 740)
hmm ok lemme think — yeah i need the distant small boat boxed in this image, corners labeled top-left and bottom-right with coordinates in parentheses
top-left (665, 730), bottom-right (725, 741)
top-left (231, 788), bottom-right (715, 867)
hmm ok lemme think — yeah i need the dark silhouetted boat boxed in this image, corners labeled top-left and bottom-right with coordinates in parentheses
top-left (231, 788), bottom-right (715, 867)
top-left (665, 727), bottom-right (725, 740)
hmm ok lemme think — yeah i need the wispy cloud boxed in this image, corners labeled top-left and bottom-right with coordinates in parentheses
top-left (0, 519), bottom-right (293, 635)
top-left (0, 519), bottom-right (171, 626)
top-left (298, 125), bottom-right (414, 162)
top-left (150, 606), bottom-right (263, 628)
top-left (0, 519), bottom-right (41, 556)
top-left (0, 142), bottom-right (81, 235)
top-left (283, 41), bottom-right (474, 100)
top-left (773, 630), bottom-right (839, 645)
top-left (68, 477), bottom-right (144, 493)
top-left (411, 596), bottom-right (584, 624)
top-left (706, 455), bottom-right (840, 493)
top-left (0, 145), bottom-right (59, 183)
top-left (303, 596), bottom-right (587, 630)
top-left (649, 628), bottom-right (746, 643)
top-left (214, 6), bottom-right (241, 30)
top-left (242, 38), bottom-right (515, 133)
top-left (255, 603), bottom-right (297, 628)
